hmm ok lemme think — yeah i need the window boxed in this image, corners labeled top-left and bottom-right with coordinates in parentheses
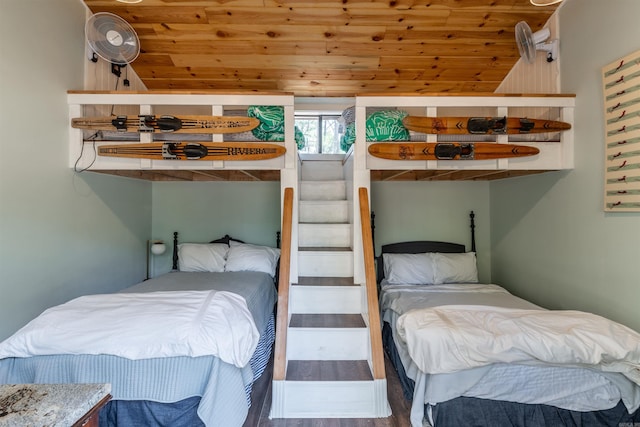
top-left (295, 115), bottom-right (342, 154)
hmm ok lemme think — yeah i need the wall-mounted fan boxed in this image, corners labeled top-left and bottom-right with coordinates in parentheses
top-left (85, 12), bottom-right (140, 77)
top-left (515, 21), bottom-right (558, 64)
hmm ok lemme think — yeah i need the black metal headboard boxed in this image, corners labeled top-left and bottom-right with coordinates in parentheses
top-left (375, 210), bottom-right (476, 282)
top-left (172, 231), bottom-right (280, 271)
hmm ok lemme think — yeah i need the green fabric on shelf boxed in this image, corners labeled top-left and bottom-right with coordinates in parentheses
top-left (365, 110), bottom-right (410, 142)
top-left (339, 109), bottom-right (410, 152)
top-left (341, 122), bottom-right (356, 152)
top-left (247, 105), bottom-right (305, 149)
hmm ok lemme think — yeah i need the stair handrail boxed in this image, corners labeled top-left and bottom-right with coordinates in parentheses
top-left (358, 187), bottom-right (386, 380)
top-left (273, 187), bottom-right (294, 381)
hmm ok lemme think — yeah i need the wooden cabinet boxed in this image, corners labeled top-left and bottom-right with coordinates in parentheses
top-left (72, 393), bottom-right (112, 427)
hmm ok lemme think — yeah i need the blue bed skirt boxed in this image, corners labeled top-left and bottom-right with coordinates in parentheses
top-left (430, 397), bottom-right (640, 427)
top-left (99, 313), bottom-right (275, 427)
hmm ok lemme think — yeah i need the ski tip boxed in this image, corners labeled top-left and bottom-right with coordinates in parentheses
top-left (553, 121), bottom-right (572, 130)
top-left (517, 146), bottom-right (540, 156)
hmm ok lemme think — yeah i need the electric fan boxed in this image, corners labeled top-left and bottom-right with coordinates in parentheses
top-left (85, 12), bottom-right (140, 75)
top-left (515, 21), bottom-right (558, 63)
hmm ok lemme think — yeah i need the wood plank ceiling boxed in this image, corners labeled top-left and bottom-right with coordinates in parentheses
top-left (82, 0), bottom-right (560, 97)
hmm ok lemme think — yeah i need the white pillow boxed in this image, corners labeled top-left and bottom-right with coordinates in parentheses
top-left (383, 253), bottom-right (436, 285)
top-left (178, 243), bottom-right (228, 272)
top-left (225, 241), bottom-right (280, 277)
top-left (433, 252), bottom-right (478, 284)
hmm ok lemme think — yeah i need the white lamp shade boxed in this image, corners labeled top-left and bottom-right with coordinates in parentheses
top-left (150, 242), bottom-right (166, 255)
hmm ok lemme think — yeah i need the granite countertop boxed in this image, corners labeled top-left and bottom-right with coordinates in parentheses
top-left (0, 383), bottom-right (111, 427)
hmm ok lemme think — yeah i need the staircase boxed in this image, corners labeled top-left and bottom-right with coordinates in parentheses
top-left (270, 155), bottom-right (390, 419)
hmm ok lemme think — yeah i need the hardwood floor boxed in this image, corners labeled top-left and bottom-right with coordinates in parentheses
top-left (243, 353), bottom-right (412, 427)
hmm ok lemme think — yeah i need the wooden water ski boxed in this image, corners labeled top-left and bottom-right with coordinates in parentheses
top-left (97, 142), bottom-right (285, 161)
top-left (402, 116), bottom-right (571, 135)
top-left (72, 115), bottom-right (259, 134)
top-left (368, 142), bottom-right (539, 161)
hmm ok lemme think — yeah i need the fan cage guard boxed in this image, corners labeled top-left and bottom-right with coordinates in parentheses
top-left (515, 21), bottom-right (557, 64)
top-left (86, 12), bottom-right (140, 66)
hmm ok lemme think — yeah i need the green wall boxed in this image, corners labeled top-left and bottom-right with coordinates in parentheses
top-left (490, 0), bottom-right (640, 332)
top-left (0, 0), bottom-right (152, 341)
top-left (371, 181), bottom-right (491, 282)
top-left (150, 181), bottom-right (282, 276)
top-left (149, 181), bottom-right (488, 280)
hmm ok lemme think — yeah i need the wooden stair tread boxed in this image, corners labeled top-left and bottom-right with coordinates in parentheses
top-left (296, 276), bottom-right (356, 286)
top-left (290, 313), bottom-right (366, 328)
top-left (299, 246), bottom-right (352, 252)
top-left (286, 360), bottom-right (373, 381)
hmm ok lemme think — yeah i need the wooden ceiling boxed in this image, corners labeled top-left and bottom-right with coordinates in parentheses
top-left (82, 0), bottom-right (560, 97)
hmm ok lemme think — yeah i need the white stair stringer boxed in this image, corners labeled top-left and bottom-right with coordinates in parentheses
top-left (270, 379), bottom-right (390, 419)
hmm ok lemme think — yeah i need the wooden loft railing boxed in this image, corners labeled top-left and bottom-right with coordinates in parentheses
top-left (273, 187), bottom-right (293, 381)
top-left (358, 187), bottom-right (386, 380)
